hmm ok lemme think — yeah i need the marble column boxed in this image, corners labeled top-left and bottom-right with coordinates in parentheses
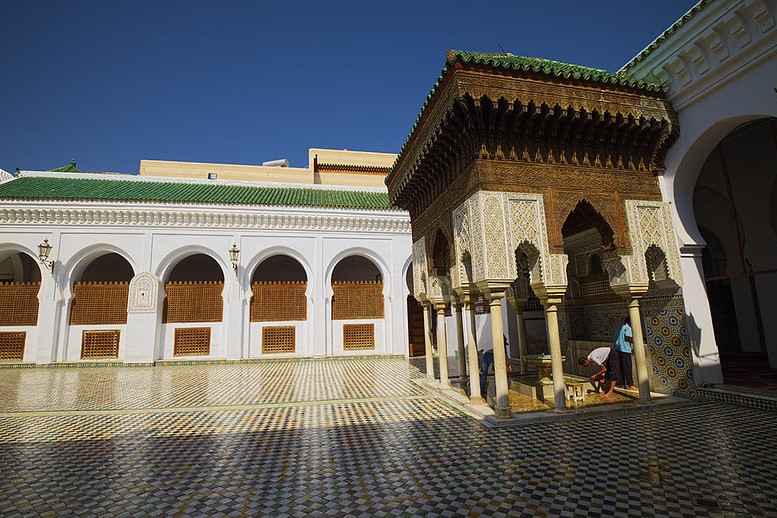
top-left (543, 300), bottom-right (567, 410)
top-left (453, 299), bottom-right (467, 380)
top-left (628, 298), bottom-right (651, 402)
top-left (422, 302), bottom-right (435, 382)
top-left (464, 294), bottom-right (486, 405)
top-left (435, 304), bottom-right (451, 389)
top-left (489, 294), bottom-right (512, 418)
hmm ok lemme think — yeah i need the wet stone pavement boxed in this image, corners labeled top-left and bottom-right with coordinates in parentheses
top-left (1, 357), bottom-right (777, 517)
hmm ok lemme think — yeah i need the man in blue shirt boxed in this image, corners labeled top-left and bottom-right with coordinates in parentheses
top-left (613, 316), bottom-right (638, 391)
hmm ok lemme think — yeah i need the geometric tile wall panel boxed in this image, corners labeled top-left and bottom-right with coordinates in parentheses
top-left (642, 290), bottom-right (694, 397)
top-left (343, 323), bottom-right (375, 351)
top-left (0, 331), bottom-right (25, 360)
top-left (261, 326), bottom-right (296, 354)
top-left (81, 330), bottom-right (120, 359)
top-left (173, 327), bottom-right (211, 356)
top-left (560, 288), bottom-right (695, 397)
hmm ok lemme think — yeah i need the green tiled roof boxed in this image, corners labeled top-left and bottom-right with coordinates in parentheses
top-left (450, 51), bottom-right (661, 91)
top-left (0, 176), bottom-right (399, 211)
top-left (50, 160), bottom-right (83, 173)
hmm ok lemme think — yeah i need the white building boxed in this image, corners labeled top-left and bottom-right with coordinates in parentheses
top-left (0, 150), bottom-right (415, 363)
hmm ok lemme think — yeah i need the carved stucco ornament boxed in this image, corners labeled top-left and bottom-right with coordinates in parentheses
top-left (127, 272), bottom-right (162, 313)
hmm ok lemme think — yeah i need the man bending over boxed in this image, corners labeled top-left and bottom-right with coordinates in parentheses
top-left (578, 347), bottom-right (621, 398)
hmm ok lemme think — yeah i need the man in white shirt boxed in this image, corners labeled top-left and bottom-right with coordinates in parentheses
top-left (578, 346), bottom-right (621, 398)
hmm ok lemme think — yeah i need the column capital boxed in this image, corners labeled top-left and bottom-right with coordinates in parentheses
top-left (475, 280), bottom-right (512, 299)
top-left (432, 300), bottom-right (450, 312)
top-left (533, 284), bottom-right (567, 306)
top-left (612, 283), bottom-right (649, 301)
top-left (454, 285), bottom-right (480, 305)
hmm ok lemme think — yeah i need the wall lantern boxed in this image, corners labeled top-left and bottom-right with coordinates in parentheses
top-left (38, 238), bottom-right (54, 272)
top-left (228, 243), bottom-right (240, 275)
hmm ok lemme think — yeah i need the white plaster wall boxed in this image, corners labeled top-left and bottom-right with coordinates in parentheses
top-left (0, 200), bottom-right (412, 363)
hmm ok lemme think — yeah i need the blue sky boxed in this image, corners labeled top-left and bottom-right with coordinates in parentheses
top-left (1, 1), bottom-right (698, 174)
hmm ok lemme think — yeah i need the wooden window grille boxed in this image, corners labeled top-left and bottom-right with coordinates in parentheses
top-left (163, 281), bottom-right (223, 323)
top-left (0, 331), bottom-right (26, 360)
top-left (81, 330), bottom-right (120, 359)
top-left (331, 281), bottom-right (383, 320)
top-left (251, 282), bottom-right (307, 322)
top-left (343, 323), bottom-right (375, 350)
top-left (70, 282), bottom-right (129, 325)
top-left (261, 326), bottom-right (296, 354)
top-left (174, 327), bottom-right (211, 356)
top-left (0, 282), bottom-right (40, 326)
top-left (580, 273), bottom-right (621, 304)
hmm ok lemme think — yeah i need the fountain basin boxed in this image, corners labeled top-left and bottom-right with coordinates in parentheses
top-left (522, 354), bottom-right (566, 383)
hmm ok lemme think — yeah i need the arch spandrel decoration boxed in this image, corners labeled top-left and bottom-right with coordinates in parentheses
top-left (625, 199), bottom-right (683, 286)
top-left (128, 272), bottom-right (162, 313)
top-left (411, 238), bottom-right (428, 300)
top-left (451, 206), bottom-right (470, 289)
top-left (506, 192), bottom-right (568, 289)
top-left (481, 192), bottom-right (511, 280)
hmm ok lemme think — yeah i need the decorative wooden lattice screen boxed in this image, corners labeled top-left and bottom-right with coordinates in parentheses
top-left (174, 327), bottom-right (211, 356)
top-left (163, 281), bottom-right (223, 323)
top-left (0, 282), bottom-right (40, 326)
top-left (251, 282), bottom-right (307, 322)
top-left (0, 331), bottom-right (26, 360)
top-left (81, 330), bottom-right (120, 359)
top-left (262, 326), bottom-right (296, 354)
top-left (343, 323), bottom-right (375, 350)
top-left (70, 282), bottom-right (130, 325)
top-left (332, 281), bottom-right (383, 320)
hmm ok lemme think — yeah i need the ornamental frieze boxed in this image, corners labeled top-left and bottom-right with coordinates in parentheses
top-left (0, 207), bottom-right (412, 234)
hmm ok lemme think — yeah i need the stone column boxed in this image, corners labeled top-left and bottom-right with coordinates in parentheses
top-left (507, 296), bottom-right (529, 374)
top-left (536, 287), bottom-right (567, 411)
top-left (628, 298), bottom-right (651, 402)
top-left (422, 302), bottom-right (435, 382)
top-left (436, 303), bottom-right (451, 389)
top-left (463, 293), bottom-right (485, 405)
top-left (543, 301), bottom-right (567, 410)
top-left (488, 293), bottom-right (512, 418)
top-left (452, 298), bottom-right (467, 380)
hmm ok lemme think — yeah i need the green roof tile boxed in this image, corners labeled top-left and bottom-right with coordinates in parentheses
top-left (0, 176), bottom-right (400, 211)
top-left (450, 51), bottom-right (660, 91)
top-left (49, 160), bottom-right (83, 173)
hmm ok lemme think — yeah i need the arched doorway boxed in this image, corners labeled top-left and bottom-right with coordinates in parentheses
top-left (561, 200), bottom-right (622, 344)
top-left (406, 267), bottom-right (424, 356)
top-left (331, 255), bottom-right (383, 353)
top-left (693, 117), bottom-right (777, 379)
top-left (250, 255), bottom-right (308, 356)
top-left (163, 254), bottom-right (224, 358)
top-left (0, 250), bottom-right (42, 361)
top-left (69, 252), bottom-right (134, 360)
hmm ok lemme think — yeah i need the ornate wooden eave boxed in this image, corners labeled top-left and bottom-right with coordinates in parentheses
top-left (387, 51), bottom-right (679, 218)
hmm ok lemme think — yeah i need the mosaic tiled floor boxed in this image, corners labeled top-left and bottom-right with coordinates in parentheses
top-left (2, 358), bottom-right (777, 516)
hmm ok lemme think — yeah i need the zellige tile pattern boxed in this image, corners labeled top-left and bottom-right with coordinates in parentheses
top-left (1, 357), bottom-right (777, 516)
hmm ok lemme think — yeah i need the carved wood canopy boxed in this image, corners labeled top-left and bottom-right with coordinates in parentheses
top-left (387, 51), bottom-right (679, 222)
